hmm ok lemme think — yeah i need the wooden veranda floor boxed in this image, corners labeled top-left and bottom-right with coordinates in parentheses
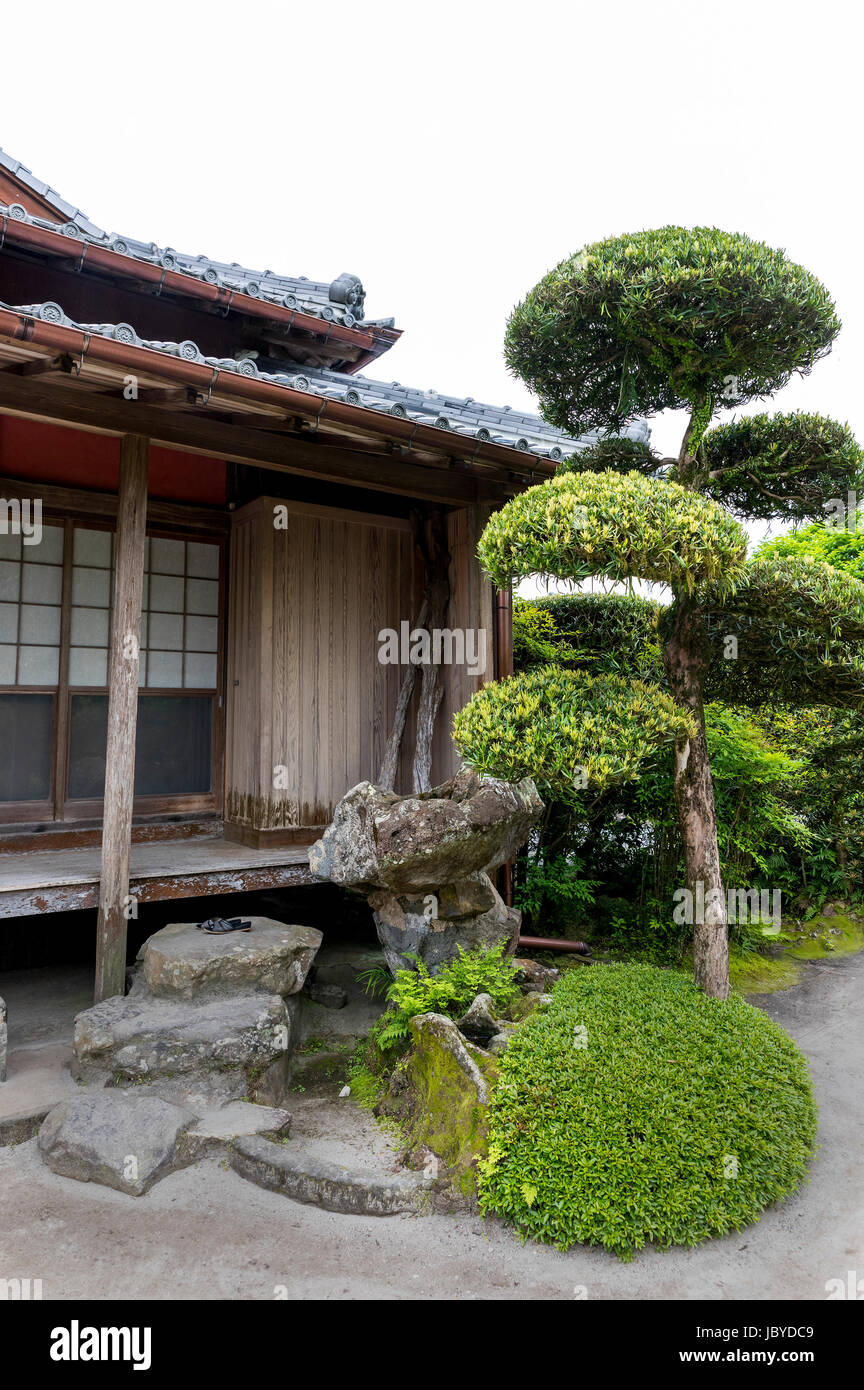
top-left (0, 835), bottom-right (314, 918)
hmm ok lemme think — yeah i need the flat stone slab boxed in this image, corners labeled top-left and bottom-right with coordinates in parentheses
top-left (74, 990), bottom-right (291, 1084)
top-left (231, 1134), bottom-right (431, 1215)
top-left (38, 1091), bottom-right (197, 1196)
top-left (138, 917), bottom-right (323, 1000)
top-left (184, 1101), bottom-right (291, 1159)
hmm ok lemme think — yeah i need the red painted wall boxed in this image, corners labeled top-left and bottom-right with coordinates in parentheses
top-left (0, 417), bottom-right (227, 504)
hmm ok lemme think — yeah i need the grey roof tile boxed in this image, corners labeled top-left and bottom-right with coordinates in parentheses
top-left (0, 297), bottom-right (650, 463)
top-left (0, 155), bottom-right (369, 329)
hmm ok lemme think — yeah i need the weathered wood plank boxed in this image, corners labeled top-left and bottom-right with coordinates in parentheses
top-left (0, 864), bottom-right (315, 920)
top-left (94, 435), bottom-right (149, 1003)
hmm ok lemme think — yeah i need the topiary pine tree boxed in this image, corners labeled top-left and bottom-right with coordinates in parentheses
top-left (455, 227), bottom-right (864, 998)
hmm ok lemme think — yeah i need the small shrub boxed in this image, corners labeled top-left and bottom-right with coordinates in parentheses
top-left (478, 962), bottom-right (817, 1259)
top-left (370, 943), bottom-right (520, 1056)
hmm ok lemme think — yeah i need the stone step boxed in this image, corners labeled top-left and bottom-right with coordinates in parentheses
top-left (36, 1090), bottom-right (292, 1196)
top-left (138, 917), bottom-right (322, 1000)
top-left (73, 989), bottom-right (296, 1105)
top-left (230, 1134), bottom-right (432, 1216)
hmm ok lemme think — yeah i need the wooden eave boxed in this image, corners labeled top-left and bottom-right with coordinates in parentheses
top-left (0, 319), bottom-right (553, 507)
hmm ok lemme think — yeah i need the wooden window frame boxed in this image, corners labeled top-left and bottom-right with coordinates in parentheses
top-left (0, 497), bottom-right (227, 825)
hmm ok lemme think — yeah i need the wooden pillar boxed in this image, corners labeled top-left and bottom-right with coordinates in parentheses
top-left (94, 435), bottom-right (149, 1003)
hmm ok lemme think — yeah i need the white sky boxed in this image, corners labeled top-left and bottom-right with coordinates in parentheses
top-left (2, 0), bottom-right (861, 575)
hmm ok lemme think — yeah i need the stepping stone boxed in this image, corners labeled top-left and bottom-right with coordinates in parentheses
top-left (37, 1091), bottom-right (197, 1196)
top-left (139, 917), bottom-right (322, 1000)
top-left (231, 1134), bottom-right (432, 1216)
top-left (73, 990), bottom-right (294, 1103)
top-left (184, 1101), bottom-right (291, 1159)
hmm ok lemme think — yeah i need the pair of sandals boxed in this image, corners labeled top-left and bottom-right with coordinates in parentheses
top-left (197, 917), bottom-right (252, 934)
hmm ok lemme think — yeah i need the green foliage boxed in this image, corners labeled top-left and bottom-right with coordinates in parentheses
top-left (477, 470), bottom-right (748, 595)
top-left (512, 600), bottom-right (576, 667)
top-left (703, 413), bottom-right (863, 522)
top-left (705, 613), bottom-right (864, 712)
top-left (712, 554), bottom-right (864, 642)
top-left (453, 665), bottom-right (695, 798)
top-left (602, 914), bottom-right (690, 967)
top-left (478, 963), bottom-right (817, 1258)
top-left (369, 943), bottom-right (520, 1055)
top-left (516, 592), bottom-right (664, 682)
top-left (558, 435), bottom-right (661, 477)
top-left (505, 226), bottom-right (840, 436)
top-left (759, 518), bottom-right (864, 583)
top-left (514, 853), bottom-right (599, 922)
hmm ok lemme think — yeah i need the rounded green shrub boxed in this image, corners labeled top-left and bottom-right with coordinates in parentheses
top-left (703, 412), bottom-right (863, 522)
top-left (452, 665), bottom-right (695, 796)
top-left (478, 962), bottom-right (817, 1259)
top-left (477, 470), bottom-right (748, 596)
top-left (558, 435), bottom-right (660, 477)
top-left (505, 226), bottom-right (840, 435)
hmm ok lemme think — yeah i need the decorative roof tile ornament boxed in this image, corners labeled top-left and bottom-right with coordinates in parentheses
top-left (0, 146), bottom-right (649, 462)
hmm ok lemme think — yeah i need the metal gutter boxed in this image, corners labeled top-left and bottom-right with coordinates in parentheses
top-left (0, 215), bottom-right (395, 359)
top-left (0, 306), bottom-right (557, 477)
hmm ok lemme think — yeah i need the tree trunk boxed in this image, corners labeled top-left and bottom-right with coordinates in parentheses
top-left (412, 509), bottom-right (450, 793)
top-left (663, 594), bottom-right (730, 999)
top-left (377, 599), bottom-right (428, 790)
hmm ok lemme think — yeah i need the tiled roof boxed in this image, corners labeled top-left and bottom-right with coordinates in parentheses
top-left (0, 149), bottom-right (372, 329)
top-left (0, 148), bottom-right (105, 240)
top-left (0, 297), bottom-right (649, 462)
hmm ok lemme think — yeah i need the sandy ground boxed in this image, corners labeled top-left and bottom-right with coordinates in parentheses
top-left (1, 951), bottom-right (861, 1301)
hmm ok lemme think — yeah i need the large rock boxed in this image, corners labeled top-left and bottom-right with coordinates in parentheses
top-left (138, 917), bottom-right (322, 1000)
top-left (38, 1092), bottom-right (197, 1196)
top-left (369, 873), bottom-right (521, 975)
top-left (73, 988), bottom-right (295, 1105)
top-left (309, 769), bottom-right (542, 896)
top-left (0, 995), bottom-right (6, 1083)
top-left (454, 993), bottom-right (501, 1046)
top-left (378, 1012), bottom-right (497, 1196)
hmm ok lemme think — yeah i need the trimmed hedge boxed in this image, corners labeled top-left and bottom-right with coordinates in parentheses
top-left (504, 226), bottom-right (840, 435)
top-left (478, 962), bottom-right (817, 1259)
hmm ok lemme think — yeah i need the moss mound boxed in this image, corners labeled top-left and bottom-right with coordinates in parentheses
top-left (478, 962), bottom-right (817, 1259)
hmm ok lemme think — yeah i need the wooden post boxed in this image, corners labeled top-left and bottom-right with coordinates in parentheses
top-left (94, 435), bottom-right (149, 1003)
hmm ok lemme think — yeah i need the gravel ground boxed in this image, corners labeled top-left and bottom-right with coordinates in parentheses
top-left (1, 952), bottom-right (861, 1301)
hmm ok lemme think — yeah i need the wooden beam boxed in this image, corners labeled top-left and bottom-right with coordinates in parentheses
top-left (0, 474), bottom-right (229, 533)
top-left (0, 354), bottom-right (73, 378)
top-left (94, 435), bottom-right (149, 1002)
top-left (0, 372), bottom-right (506, 506)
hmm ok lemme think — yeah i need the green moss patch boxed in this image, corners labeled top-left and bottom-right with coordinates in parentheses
top-left (787, 913), bottom-right (864, 961)
top-left (478, 962), bottom-right (817, 1259)
top-left (730, 950), bottom-right (804, 995)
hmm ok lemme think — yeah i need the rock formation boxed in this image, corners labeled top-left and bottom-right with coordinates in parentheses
top-left (310, 770), bottom-right (542, 973)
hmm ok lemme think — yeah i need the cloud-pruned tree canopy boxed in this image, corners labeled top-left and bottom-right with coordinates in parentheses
top-left (504, 227), bottom-right (840, 436)
top-left (702, 413), bottom-right (864, 522)
top-left (477, 470), bottom-right (747, 595)
top-left (452, 666), bottom-right (695, 799)
top-left (707, 553), bottom-right (864, 642)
